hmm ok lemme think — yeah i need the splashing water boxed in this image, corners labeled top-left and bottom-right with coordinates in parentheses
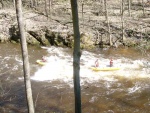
top-left (31, 47), bottom-right (150, 86)
top-left (1, 44), bottom-right (150, 112)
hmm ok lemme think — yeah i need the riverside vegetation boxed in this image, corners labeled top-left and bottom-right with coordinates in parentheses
top-left (0, 0), bottom-right (150, 50)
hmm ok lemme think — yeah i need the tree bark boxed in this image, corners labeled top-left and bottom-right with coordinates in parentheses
top-left (142, 0), bottom-right (145, 16)
top-left (81, 0), bottom-right (84, 27)
top-left (81, 0), bottom-right (84, 19)
top-left (104, 0), bottom-right (112, 46)
top-left (15, 0), bottom-right (35, 113)
top-left (128, 0), bottom-right (131, 16)
top-left (70, 0), bottom-right (81, 113)
top-left (13, 0), bottom-right (16, 8)
top-left (121, 0), bottom-right (125, 42)
top-left (101, 0), bottom-right (105, 12)
top-left (33, 0), bottom-right (37, 8)
top-left (48, 0), bottom-right (52, 18)
top-left (30, 0), bottom-right (33, 8)
top-left (45, 0), bottom-right (48, 17)
top-left (120, 0), bottom-right (122, 14)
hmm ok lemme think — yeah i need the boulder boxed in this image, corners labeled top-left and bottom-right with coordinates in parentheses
top-left (28, 30), bottom-right (49, 46)
top-left (9, 25), bottom-right (41, 45)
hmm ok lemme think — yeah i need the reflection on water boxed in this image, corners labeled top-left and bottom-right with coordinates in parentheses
top-left (0, 43), bottom-right (150, 112)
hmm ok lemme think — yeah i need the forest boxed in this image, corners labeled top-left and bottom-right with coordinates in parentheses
top-left (0, 0), bottom-right (150, 49)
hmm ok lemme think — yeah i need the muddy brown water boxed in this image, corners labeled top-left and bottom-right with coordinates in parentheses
top-left (0, 43), bottom-right (150, 113)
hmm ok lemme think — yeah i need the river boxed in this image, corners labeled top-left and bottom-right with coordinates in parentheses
top-left (0, 43), bottom-right (150, 113)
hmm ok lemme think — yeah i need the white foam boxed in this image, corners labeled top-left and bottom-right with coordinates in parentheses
top-left (31, 47), bottom-right (150, 85)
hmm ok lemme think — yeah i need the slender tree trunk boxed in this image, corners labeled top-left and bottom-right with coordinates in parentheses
top-left (101, 0), bottom-right (105, 12)
top-left (70, 0), bottom-right (81, 113)
top-left (104, 0), bottom-right (112, 46)
top-left (13, 0), bottom-right (16, 8)
top-left (142, 0), bottom-right (145, 16)
top-left (120, 0), bottom-right (122, 14)
top-left (48, 0), bottom-right (52, 18)
top-left (36, 0), bottom-right (38, 7)
top-left (98, 0), bottom-right (101, 15)
top-left (140, 25), bottom-right (143, 39)
top-left (33, 0), bottom-right (37, 8)
top-left (81, 0), bottom-right (84, 27)
top-left (121, 0), bottom-right (125, 42)
top-left (128, 0), bottom-right (131, 16)
top-left (30, 0), bottom-right (33, 8)
top-left (81, 0), bottom-right (84, 19)
top-left (15, 0), bottom-right (35, 113)
top-left (45, 0), bottom-right (48, 17)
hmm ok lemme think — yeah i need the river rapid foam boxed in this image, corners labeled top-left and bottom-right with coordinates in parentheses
top-left (1, 44), bottom-right (150, 112)
top-left (31, 46), bottom-right (150, 87)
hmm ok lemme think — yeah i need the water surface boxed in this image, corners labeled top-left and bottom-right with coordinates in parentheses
top-left (0, 43), bottom-right (150, 113)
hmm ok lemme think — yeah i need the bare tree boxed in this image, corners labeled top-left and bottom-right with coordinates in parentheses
top-left (48, 0), bottom-right (52, 18)
top-left (121, 0), bottom-right (125, 42)
top-left (15, 0), bottom-right (35, 113)
top-left (128, 0), bottom-right (131, 16)
top-left (81, 0), bottom-right (84, 27)
top-left (70, 0), bottom-right (81, 113)
top-left (81, 0), bottom-right (84, 19)
top-left (45, 0), bottom-right (48, 17)
top-left (120, 0), bottom-right (122, 14)
top-left (104, 0), bottom-right (112, 46)
top-left (142, 0), bottom-right (145, 16)
top-left (30, 0), bottom-right (33, 8)
top-left (33, 0), bottom-right (37, 8)
top-left (101, 0), bottom-right (105, 12)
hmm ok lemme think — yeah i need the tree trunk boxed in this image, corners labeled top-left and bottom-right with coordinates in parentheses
top-left (48, 0), bottom-right (52, 18)
top-left (120, 0), bottom-right (122, 14)
top-left (13, 0), bottom-right (15, 8)
top-left (45, 0), bottom-right (48, 17)
top-left (128, 0), bottom-right (131, 16)
top-left (121, 0), bottom-right (125, 42)
top-left (15, 0), bottom-right (35, 113)
top-left (104, 0), bottom-right (112, 46)
top-left (142, 0), bottom-right (145, 16)
top-left (81, 0), bottom-right (84, 27)
top-left (30, 0), bottom-right (33, 8)
top-left (101, 0), bottom-right (105, 12)
top-left (70, 0), bottom-right (81, 113)
top-left (33, 0), bottom-right (37, 8)
top-left (81, 0), bottom-right (84, 19)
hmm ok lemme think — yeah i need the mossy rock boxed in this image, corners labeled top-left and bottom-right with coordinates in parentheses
top-left (28, 30), bottom-right (49, 46)
top-left (26, 33), bottom-right (40, 45)
top-left (80, 33), bottom-right (94, 49)
top-left (67, 33), bottom-right (95, 49)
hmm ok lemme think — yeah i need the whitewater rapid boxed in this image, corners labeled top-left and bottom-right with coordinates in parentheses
top-left (31, 47), bottom-right (150, 86)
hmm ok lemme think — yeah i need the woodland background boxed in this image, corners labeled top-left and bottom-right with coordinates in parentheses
top-left (0, 0), bottom-right (150, 49)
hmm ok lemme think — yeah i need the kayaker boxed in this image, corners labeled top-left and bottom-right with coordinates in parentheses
top-left (42, 56), bottom-right (47, 62)
top-left (110, 58), bottom-right (113, 67)
top-left (95, 59), bottom-right (99, 67)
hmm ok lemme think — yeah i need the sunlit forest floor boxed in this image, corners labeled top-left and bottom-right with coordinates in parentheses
top-left (0, 0), bottom-right (150, 48)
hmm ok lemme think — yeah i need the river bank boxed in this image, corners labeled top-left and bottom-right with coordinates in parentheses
top-left (0, 0), bottom-right (150, 50)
